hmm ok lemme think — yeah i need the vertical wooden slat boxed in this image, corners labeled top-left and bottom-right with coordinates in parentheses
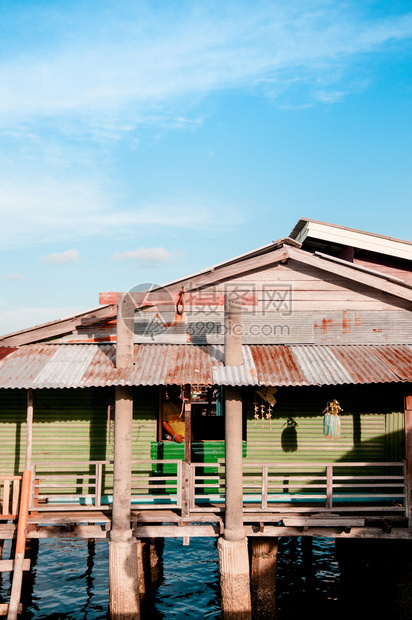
top-left (28, 465), bottom-right (36, 512)
top-left (182, 385), bottom-right (192, 520)
top-left (184, 385), bottom-right (191, 463)
top-left (176, 460), bottom-right (183, 510)
top-left (95, 463), bottom-right (102, 509)
top-left (404, 395), bottom-right (412, 526)
top-left (189, 464), bottom-right (195, 511)
top-left (182, 463), bottom-right (190, 519)
top-left (403, 460), bottom-right (409, 519)
top-left (3, 480), bottom-right (10, 515)
top-left (326, 464), bottom-right (333, 509)
top-left (261, 465), bottom-right (268, 510)
top-left (12, 480), bottom-right (20, 516)
top-left (25, 389), bottom-right (33, 471)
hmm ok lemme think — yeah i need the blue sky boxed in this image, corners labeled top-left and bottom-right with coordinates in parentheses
top-left (1, 0), bottom-right (412, 334)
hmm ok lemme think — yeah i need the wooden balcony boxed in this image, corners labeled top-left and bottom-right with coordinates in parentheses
top-left (25, 459), bottom-right (408, 520)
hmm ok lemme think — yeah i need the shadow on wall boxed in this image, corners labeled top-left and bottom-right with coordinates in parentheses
top-left (281, 417), bottom-right (298, 453)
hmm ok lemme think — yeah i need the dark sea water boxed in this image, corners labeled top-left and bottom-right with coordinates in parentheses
top-left (1, 536), bottom-right (412, 619)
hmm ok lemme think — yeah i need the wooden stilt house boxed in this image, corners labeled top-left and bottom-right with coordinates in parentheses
top-left (1, 217), bottom-right (412, 534)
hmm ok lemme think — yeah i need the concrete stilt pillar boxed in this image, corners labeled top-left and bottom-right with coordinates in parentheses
top-left (218, 537), bottom-right (251, 619)
top-left (218, 294), bottom-right (251, 620)
top-left (109, 538), bottom-right (140, 619)
top-left (250, 537), bottom-right (278, 618)
top-left (109, 386), bottom-right (140, 619)
top-left (109, 292), bottom-right (140, 619)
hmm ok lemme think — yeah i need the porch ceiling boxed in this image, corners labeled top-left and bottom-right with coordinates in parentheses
top-left (0, 343), bottom-right (411, 389)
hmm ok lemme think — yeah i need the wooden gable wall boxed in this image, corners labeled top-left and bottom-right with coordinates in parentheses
top-left (128, 248), bottom-right (412, 345)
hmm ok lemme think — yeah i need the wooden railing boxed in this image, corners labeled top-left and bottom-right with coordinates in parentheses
top-left (131, 459), bottom-right (183, 509)
top-left (29, 461), bottom-right (106, 511)
top-left (0, 476), bottom-right (22, 518)
top-left (241, 461), bottom-right (407, 514)
top-left (27, 460), bottom-right (407, 517)
top-left (29, 460), bottom-right (183, 511)
top-left (189, 462), bottom-right (225, 513)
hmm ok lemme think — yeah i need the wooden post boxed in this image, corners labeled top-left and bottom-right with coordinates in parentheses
top-left (8, 470), bottom-right (31, 620)
top-left (182, 385), bottom-right (191, 544)
top-left (149, 538), bottom-right (164, 588)
top-left (326, 464), bottom-right (333, 509)
top-left (25, 389), bottom-right (33, 471)
top-left (404, 394), bottom-right (412, 527)
top-left (218, 294), bottom-right (251, 619)
top-left (184, 384), bottom-right (191, 465)
top-left (250, 538), bottom-right (278, 619)
top-left (109, 293), bottom-right (140, 619)
top-left (136, 540), bottom-right (146, 599)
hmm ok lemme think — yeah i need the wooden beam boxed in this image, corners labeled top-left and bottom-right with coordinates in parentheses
top-left (0, 559), bottom-right (30, 572)
top-left (134, 525), bottom-right (220, 538)
top-left (288, 246), bottom-right (412, 304)
top-left (28, 525), bottom-right (107, 539)
top-left (0, 305), bottom-right (116, 346)
top-left (0, 604), bottom-right (22, 616)
top-left (179, 247), bottom-right (290, 293)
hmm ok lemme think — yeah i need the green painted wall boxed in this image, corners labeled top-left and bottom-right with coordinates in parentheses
top-left (0, 383), bottom-right (406, 499)
top-left (244, 384), bottom-right (405, 466)
top-left (0, 387), bottom-right (157, 497)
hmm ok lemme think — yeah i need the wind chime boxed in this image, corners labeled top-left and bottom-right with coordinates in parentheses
top-left (323, 399), bottom-right (343, 439)
top-left (253, 400), bottom-right (274, 429)
top-left (253, 387), bottom-right (277, 430)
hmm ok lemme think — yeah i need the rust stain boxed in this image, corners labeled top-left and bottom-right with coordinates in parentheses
top-left (321, 318), bottom-right (333, 333)
top-left (342, 311), bottom-right (350, 334)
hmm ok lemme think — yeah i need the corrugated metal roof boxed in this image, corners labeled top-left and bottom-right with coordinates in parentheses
top-left (291, 345), bottom-right (354, 386)
top-left (0, 343), bottom-right (411, 389)
top-left (212, 346), bottom-right (258, 386)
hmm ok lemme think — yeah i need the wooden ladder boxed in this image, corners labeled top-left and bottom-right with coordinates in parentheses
top-left (0, 471), bottom-right (31, 619)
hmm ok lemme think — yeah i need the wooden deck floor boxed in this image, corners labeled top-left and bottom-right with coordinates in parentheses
top-left (0, 508), bottom-right (409, 541)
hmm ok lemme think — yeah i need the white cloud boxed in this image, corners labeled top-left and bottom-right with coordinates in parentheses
top-left (42, 249), bottom-right (80, 264)
top-left (0, 173), bottom-right (240, 248)
top-left (113, 246), bottom-right (182, 265)
top-left (0, 2), bottom-right (410, 134)
top-left (1, 273), bottom-right (25, 280)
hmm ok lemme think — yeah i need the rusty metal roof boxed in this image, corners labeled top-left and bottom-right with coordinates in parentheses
top-left (0, 343), bottom-right (411, 389)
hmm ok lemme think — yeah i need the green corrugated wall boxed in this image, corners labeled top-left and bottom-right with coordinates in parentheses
top-left (0, 387), bottom-right (157, 496)
top-left (244, 384), bottom-right (405, 465)
top-left (0, 384), bottom-right (406, 490)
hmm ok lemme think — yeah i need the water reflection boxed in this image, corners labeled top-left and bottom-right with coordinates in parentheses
top-left (0, 536), bottom-right (412, 618)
